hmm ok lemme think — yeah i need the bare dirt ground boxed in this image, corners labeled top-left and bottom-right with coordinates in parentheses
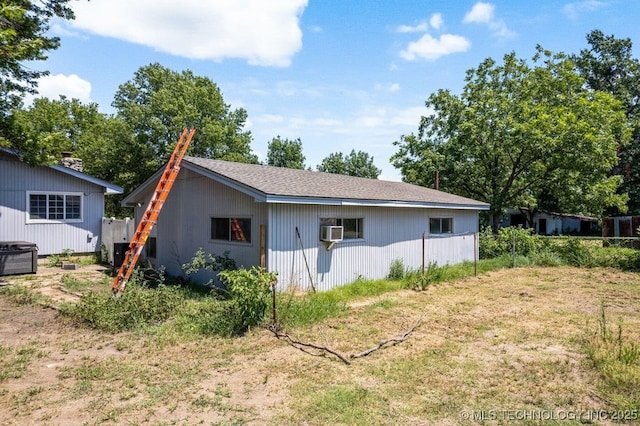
top-left (0, 264), bottom-right (638, 425)
top-left (0, 263), bottom-right (303, 425)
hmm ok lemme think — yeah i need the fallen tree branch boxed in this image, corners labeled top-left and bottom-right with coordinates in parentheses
top-left (268, 316), bottom-right (423, 364)
top-left (269, 325), bottom-right (351, 364)
top-left (350, 317), bottom-right (423, 359)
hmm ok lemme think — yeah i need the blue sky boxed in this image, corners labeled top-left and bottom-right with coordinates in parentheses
top-left (31, 0), bottom-right (640, 181)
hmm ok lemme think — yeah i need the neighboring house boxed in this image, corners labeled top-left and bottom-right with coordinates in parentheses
top-left (602, 216), bottom-right (640, 238)
top-left (122, 157), bottom-right (489, 292)
top-left (0, 149), bottom-right (123, 256)
top-left (504, 209), bottom-right (599, 236)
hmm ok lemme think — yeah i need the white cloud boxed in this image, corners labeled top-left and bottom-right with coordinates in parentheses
top-left (563, 0), bottom-right (606, 20)
top-left (489, 20), bottom-right (516, 39)
top-left (397, 13), bottom-right (470, 61)
top-left (396, 13), bottom-right (444, 33)
top-left (51, 21), bottom-right (84, 38)
top-left (463, 2), bottom-right (495, 24)
top-left (396, 21), bottom-right (429, 33)
top-left (429, 13), bottom-right (444, 30)
top-left (463, 2), bottom-right (515, 39)
top-left (24, 74), bottom-right (92, 105)
top-left (70, 0), bottom-right (308, 67)
top-left (400, 33), bottom-right (470, 61)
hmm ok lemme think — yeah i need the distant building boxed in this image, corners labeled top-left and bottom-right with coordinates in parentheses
top-left (503, 209), bottom-right (599, 236)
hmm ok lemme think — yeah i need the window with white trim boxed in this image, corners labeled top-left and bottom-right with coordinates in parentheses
top-left (429, 217), bottom-right (453, 234)
top-left (27, 192), bottom-right (82, 222)
top-left (320, 218), bottom-right (364, 239)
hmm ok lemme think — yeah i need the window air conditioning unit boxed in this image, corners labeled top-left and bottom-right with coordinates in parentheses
top-left (320, 226), bottom-right (343, 242)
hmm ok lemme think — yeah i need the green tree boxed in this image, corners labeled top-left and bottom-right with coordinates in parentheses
top-left (0, 0), bottom-right (74, 124)
top-left (317, 149), bottom-right (381, 178)
top-left (112, 63), bottom-right (257, 186)
top-left (266, 135), bottom-right (305, 169)
top-left (9, 96), bottom-right (105, 164)
top-left (8, 96), bottom-right (135, 216)
top-left (391, 48), bottom-right (629, 232)
top-left (573, 30), bottom-right (640, 214)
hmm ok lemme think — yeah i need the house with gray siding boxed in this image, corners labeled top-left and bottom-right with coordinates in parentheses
top-left (0, 150), bottom-right (123, 256)
top-left (122, 157), bottom-right (489, 291)
top-left (504, 208), bottom-right (599, 235)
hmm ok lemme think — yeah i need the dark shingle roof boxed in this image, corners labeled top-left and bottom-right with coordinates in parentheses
top-left (183, 157), bottom-right (488, 209)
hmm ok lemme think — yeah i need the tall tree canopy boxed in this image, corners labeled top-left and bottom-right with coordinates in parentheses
top-left (9, 96), bottom-right (136, 216)
top-left (112, 63), bottom-right (257, 183)
top-left (317, 149), bottom-right (381, 178)
top-left (266, 135), bottom-right (305, 169)
top-left (391, 48), bottom-right (629, 232)
top-left (0, 0), bottom-right (74, 121)
top-left (9, 96), bottom-right (107, 164)
top-left (573, 30), bottom-right (640, 214)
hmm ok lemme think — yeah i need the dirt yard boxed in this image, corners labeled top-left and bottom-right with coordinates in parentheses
top-left (0, 264), bottom-right (638, 425)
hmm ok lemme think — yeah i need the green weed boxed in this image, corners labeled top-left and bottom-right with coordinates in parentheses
top-left (584, 302), bottom-right (640, 411)
top-left (0, 285), bottom-right (50, 306)
top-left (387, 258), bottom-right (406, 280)
top-left (0, 344), bottom-right (38, 381)
top-left (60, 281), bottom-right (185, 333)
top-left (61, 274), bottom-right (101, 292)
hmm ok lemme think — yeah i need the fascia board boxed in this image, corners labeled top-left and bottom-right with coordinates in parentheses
top-left (263, 195), bottom-right (490, 210)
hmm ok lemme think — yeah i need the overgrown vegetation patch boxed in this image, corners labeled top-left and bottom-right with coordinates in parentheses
top-left (60, 265), bottom-right (276, 337)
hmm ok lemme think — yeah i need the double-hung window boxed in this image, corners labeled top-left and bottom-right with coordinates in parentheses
top-left (27, 192), bottom-right (82, 222)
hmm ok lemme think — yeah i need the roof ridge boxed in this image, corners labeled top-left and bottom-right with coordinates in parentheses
top-left (178, 156), bottom-right (488, 208)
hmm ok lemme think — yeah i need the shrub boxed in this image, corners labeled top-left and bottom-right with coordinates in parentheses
top-left (478, 226), bottom-right (506, 259)
top-left (530, 249), bottom-right (564, 267)
top-left (387, 259), bottom-right (406, 280)
top-left (557, 238), bottom-right (593, 267)
top-left (218, 267), bottom-right (276, 335)
top-left (181, 248), bottom-right (237, 287)
top-left (404, 262), bottom-right (444, 291)
top-left (479, 226), bottom-right (543, 259)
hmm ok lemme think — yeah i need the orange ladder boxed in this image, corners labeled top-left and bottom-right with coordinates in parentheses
top-left (111, 128), bottom-right (196, 296)
top-left (230, 218), bottom-right (247, 242)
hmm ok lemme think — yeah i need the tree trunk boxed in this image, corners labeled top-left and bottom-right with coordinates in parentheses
top-left (490, 212), bottom-right (500, 234)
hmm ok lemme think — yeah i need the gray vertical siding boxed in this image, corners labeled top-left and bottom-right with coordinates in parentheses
top-left (150, 169), bottom-right (267, 282)
top-left (267, 204), bottom-right (479, 291)
top-left (136, 167), bottom-right (481, 291)
top-left (1, 157), bottom-right (106, 255)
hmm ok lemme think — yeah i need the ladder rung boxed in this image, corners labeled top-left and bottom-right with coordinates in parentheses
top-left (111, 127), bottom-right (196, 296)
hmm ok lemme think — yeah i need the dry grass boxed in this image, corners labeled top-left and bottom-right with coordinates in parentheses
top-left (0, 266), bottom-right (638, 425)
